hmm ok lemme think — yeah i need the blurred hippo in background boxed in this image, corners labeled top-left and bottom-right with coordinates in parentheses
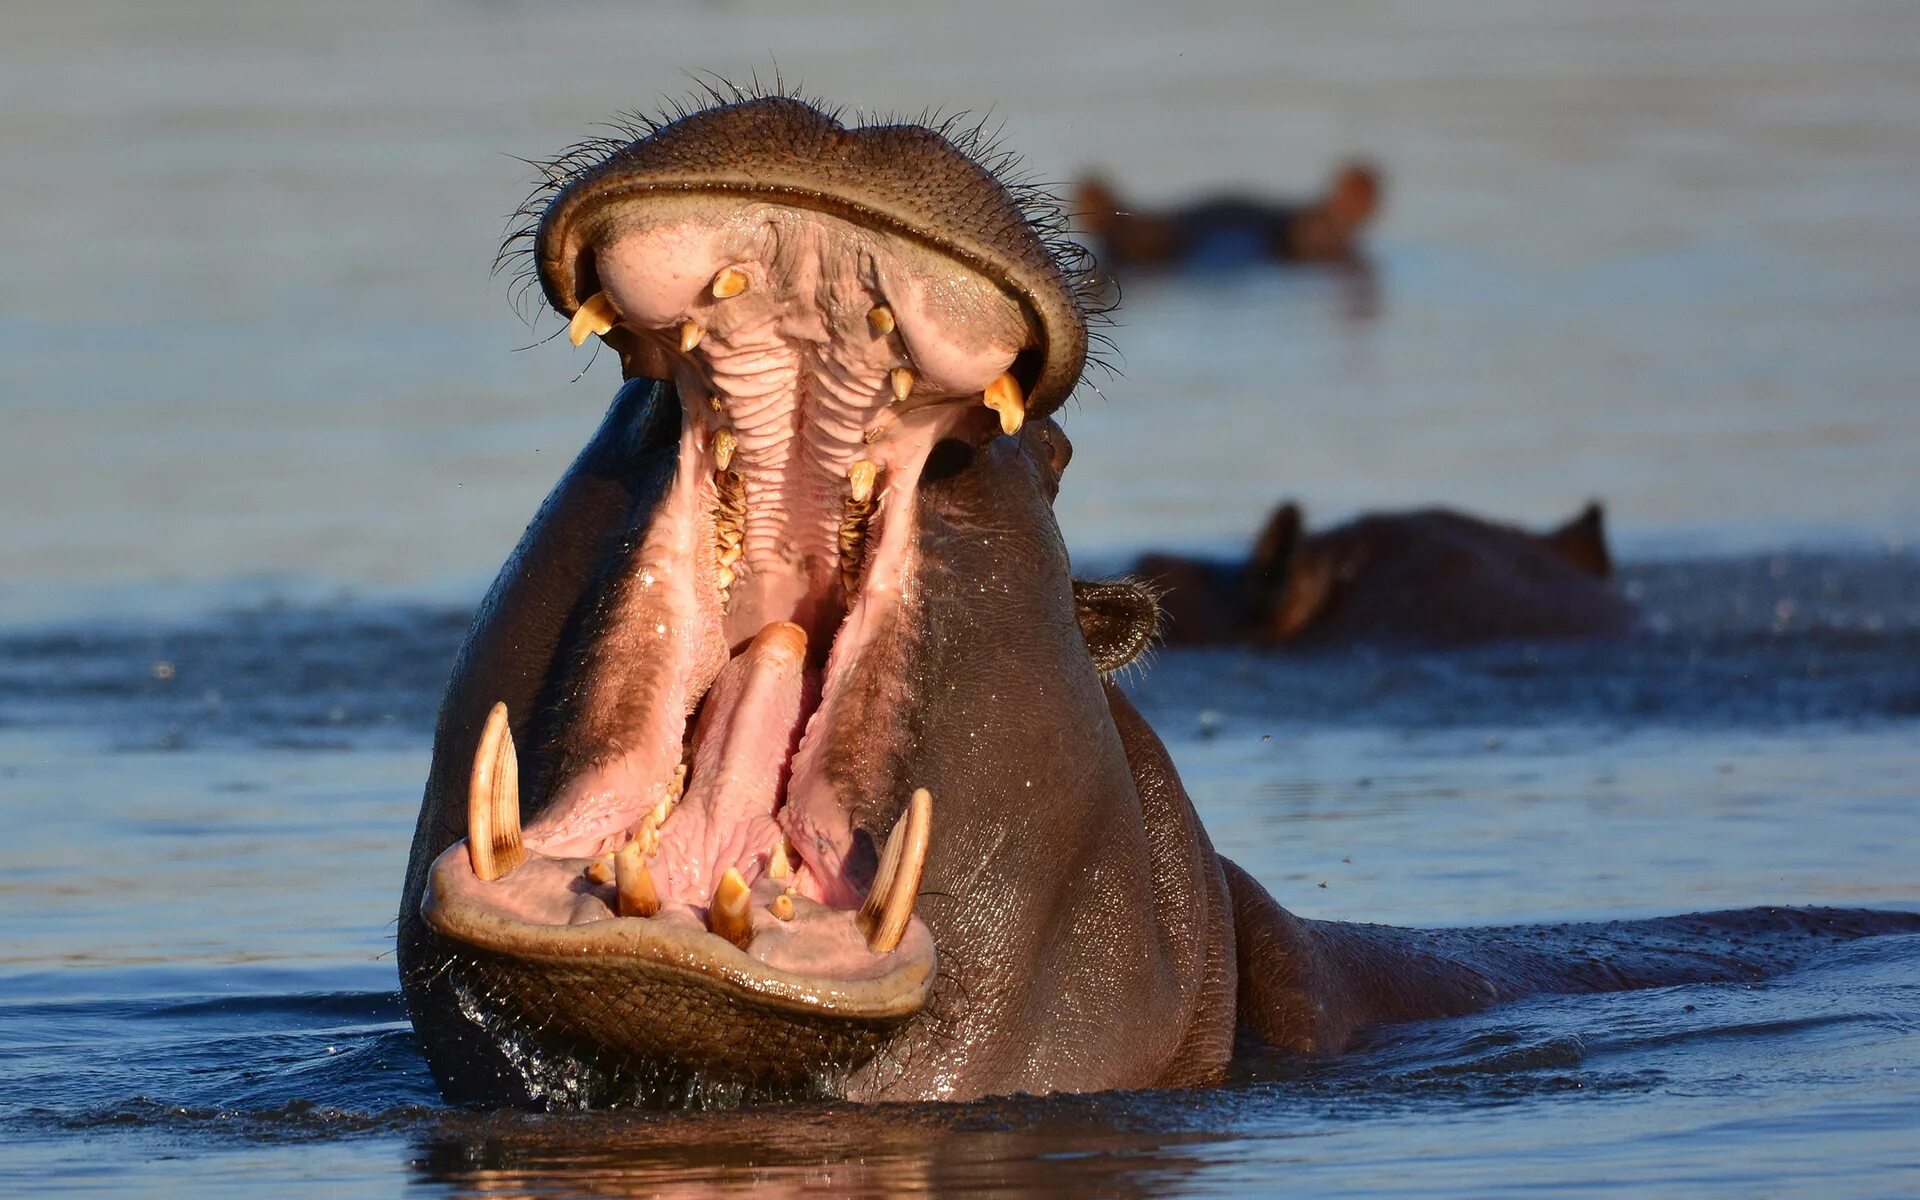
top-left (1137, 501), bottom-right (1633, 647)
top-left (1073, 161), bottom-right (1384, 269)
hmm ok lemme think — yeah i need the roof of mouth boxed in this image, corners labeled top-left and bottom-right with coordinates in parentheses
top-left (511, 90), bottom-right (1100, 422)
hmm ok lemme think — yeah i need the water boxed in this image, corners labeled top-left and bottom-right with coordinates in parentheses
top-left (3, 0), bottom-right (1919, 1194)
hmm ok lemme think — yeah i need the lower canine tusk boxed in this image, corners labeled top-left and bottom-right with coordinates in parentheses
top-left (567, 292), bottom-right (618, 347)
top-left (710, 868), bottom-right (754, 949)
top-left (466, 701), bottom-right (527, 881)
top-left (859, 787), bottom-right (932, 953)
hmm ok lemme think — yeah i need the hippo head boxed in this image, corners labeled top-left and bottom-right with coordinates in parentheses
top-left (1247, 500), bottom-right (1629, 644)
top-left (397, 95), bottom-right (1208, 1107)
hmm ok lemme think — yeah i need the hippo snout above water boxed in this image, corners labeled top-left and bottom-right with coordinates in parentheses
top-left (395, 91), bottom-right (1919, 1108)
top-left (1074, 161), bottom-right (1384, 269)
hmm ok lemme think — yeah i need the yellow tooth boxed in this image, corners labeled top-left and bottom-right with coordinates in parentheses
top-left (649, 795), bottom-right (675, 827)
top-left (709, 868), bottom-right (754, 949)
top-left (466, 701), bottom-right (527, 882)
top-left (718, 542), bottom-right (743, 567)
top-left (712, 428), bottom-right (737, 471)
top-left (670, 763), bottom-right (688, 797)
top-left (584, 857), bottom-right (614, 886)
top-left (680, 321), bottom-right (705, 353)
top-left (768, 836), bottom-right (794, 880)
top-left (858, 787), bottom-right (932, 954)
top-left (615, 840), bottom-right (659, 917)
top-left (848, 460), bottom-right (877, 506)
top-left (889, 367), bottom-right (914, 403)
top-left (867, 304), bottom-right (896, 336)
top-left (716, 564), bottom-right (736, 590)
top-left (983, 372), bottom-right (1025, 436)
top-left (770, 892), bottom-right (795, 921)
top-left (631, 823), bottom-right (658, 857)
top-left (567, 292), bottom-right (618, 347)
top-left (710, 266), bottom-right (749, 299)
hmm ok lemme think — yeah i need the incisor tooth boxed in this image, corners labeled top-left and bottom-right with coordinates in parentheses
top-left (567, 292), bottom-right (618, 347)
top-left (584, 857), bottom-right (614, 886)
top-left (712, 428), bottom-right (737, 471)
top-left (710, 266), bottom-right (749, 299)
top-left (858, 787), bottom-right (932, 954)
top-left (466, 701), bottom-right (527, 882)
top-left (768, 836), bottom-right (794, 880)
top-left (890, 367), bottom-right (914, 403)
top-left (770, 892), bottom-right (795, 921)
top-left (615, 840), bottom-right (659, 917)
top-left (848, 460), bottom-right (877, 505)
top-left (680, 320), bottom-right (705, 353)
top-left (867, 304), bottom-right (896, 336)
top-left (709, 868), bottom-right (754, 949)
top-left (983, 372), bottom-right (1026, 436)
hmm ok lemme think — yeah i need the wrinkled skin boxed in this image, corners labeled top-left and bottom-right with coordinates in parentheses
top-left (1073, 162), bottom-right (1384, 270)
top-left (1139, 500), bottom-right (1635, 647)
top-left (398, 95), bottom-right (1915, 1109)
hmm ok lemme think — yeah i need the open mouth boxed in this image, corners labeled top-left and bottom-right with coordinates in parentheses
top-left (421, 190), bottom-right (1042, 1073)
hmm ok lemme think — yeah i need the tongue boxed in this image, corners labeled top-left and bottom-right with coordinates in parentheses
top-left (655, 621), bottom-right (818, 904)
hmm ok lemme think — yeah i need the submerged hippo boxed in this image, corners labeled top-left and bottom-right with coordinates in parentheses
top-left (398, 94), bottom-right (1916, 1107)
top-left (1073, 161), bottom-right (1384, 269)
top-left (1139, 500), bottom-right (1634, 647)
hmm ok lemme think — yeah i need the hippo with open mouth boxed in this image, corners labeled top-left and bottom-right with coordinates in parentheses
top-left (398, 92), bottom-right (1918, 1108)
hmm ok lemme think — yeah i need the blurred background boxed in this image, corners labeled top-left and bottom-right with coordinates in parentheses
top-left (3, 3), bottom-right (1919, 1196)
top-left (4, 0), bottom-right (1917, 620)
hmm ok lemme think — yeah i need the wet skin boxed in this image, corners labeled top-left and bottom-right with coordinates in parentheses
top-left (397, 95), bottom-right (1917, 1108)
top-left (1139, 501), bottom-right (1636, 647)
top-left (1073, 162), bottom-right (1384, 270)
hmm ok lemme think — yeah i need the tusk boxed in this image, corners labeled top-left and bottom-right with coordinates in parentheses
top-left (858, 787), bottom-right (932, 953)
top-left (847, 459), bottom-right (877, 505)
top-left (709, 867), bottom-right (754, 949)
top-left (680, 320), bottom-right (706, 353)
top-left (889, 367), bottom-right (914, 403)
top-left (615, 839), bottom-right (660, 918)
top-left (467, 701), bottom-right (527, 881)
top-left (867, 304), bottom-right (896, 336)
top-left (710, 266), bottom-right (749, 299)
top-left (983, 372), bottom-right (1025, 436)
top-left (567, 292), bottom-right (618, 347)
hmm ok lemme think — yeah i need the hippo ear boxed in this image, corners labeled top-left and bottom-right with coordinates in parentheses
top-left (1072, 176), bottom-right (1121, 238)
top-left (1072, 578), bottom-right (1161, 675)
top-left (1543, 501), bottom-right (1613, 578)
top-left (1324, 160), bottom-right (1384, 230)
top-left (1245, 502), bottom-right (1305, 602)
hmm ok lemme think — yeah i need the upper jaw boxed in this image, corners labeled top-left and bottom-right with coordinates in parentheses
top-left (526, 94), bottom-right (1091, 422)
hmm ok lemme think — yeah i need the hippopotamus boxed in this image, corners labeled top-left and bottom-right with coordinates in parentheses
top-left (1138, 500), bottom-right (1635, 647)
top-left (1073, 161), bottom-right (1383, 269)
top-left (397, 93), bottom-right (1916, 1108)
